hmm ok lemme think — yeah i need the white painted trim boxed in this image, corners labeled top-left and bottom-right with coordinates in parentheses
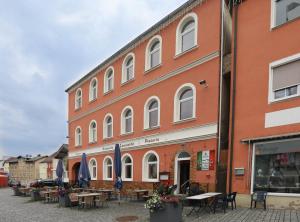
top-left (142, 150), bottom-right (159, 182)
top-left (75, 88), bottom-right (82, 110)
top-left (69, 123), bottom-right (218, 158)
top-left (268, 53), bottom-right (300, 103)
top-left (103, 156), bottom-right (113, 181)
top-left (103, 113), bottom-right (114, 139)
top-left (175, 12), bottom-right (198, 55)
top-left (89, 77), bottom-right (98, 102)
top-left (143, 96), bottom-right (161, 130)
top-left (89, 120), bottom-right (97, 143)
top-left (75, 126), bottom-right (82, 147)
top-left (270, 0), bottom-right (276, 29)
top-left (120, 105), bottom-right (134, 135)
top-left (122, 53), bottom-right (135, 84)
top-left (173, 83), bottom-right (196, 122)
top-left (89, 158), bottom-right (97, 180)
top-left (121, 153), bottom-right (133, 181)
top-left (103, 66), bottom-right (114, 93)
top-left (145, 35), bottom-right (162, 71)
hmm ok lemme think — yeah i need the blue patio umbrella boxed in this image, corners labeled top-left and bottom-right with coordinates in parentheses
top-left (114, 144), bottom-right (122, 203)
top-left (56, 159), bottom-right (64, 187)
top-left (78, 153), bottom-right (91, 188)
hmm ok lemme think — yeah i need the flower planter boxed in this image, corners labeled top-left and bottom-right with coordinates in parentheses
top-left (12, 187), bottom-right (22, 196)
top-left (150, 202), bottom-right (183, 222)
top-left (31, 190), bottom-right (41, 201)
top-left (59, 195), bottom-right (71, 207)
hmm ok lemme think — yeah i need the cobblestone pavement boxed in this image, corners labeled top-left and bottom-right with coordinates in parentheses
top-left (0, 188), bottom-right (299, 222)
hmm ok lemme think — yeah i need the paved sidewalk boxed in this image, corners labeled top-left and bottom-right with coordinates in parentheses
top-left (0, 188), bottom-right (299, 222)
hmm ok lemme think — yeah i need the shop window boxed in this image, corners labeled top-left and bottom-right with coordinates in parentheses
top-left (89, 158), bottom-right (97, 180)
top-left (89, 120), bottom-right (97, 143)
top-left (253, 139), bottom-right (300, 194)
top-left (75, 88), bottom-right (82, 109)
top-left (89, 78), bottom-right (98, 101)
top-left (104, 67), bottom-right (114, 93)
top-left (75, 126), bottom-right (82, 146)
top-left (103, 156), bottom-right (113, 180)
top-left (272, 0), bottom-right (300, 27)
top-left (122, 154), bottom-right (133, 181)
top-left (103, 114), bottom-right (113, 139)
top-left (122, 53), bottom-right (135, 83)
top-left (143, 151), bottom-right (159, 182)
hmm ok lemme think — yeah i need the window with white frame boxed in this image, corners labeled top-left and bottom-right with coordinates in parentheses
top-left (174, 83), bottom-right (196, 122)
top-left (121, 106), bottom-right (133, 134)
top-left (269, 54), bottom-right (300, 102)
top-left (145, 35), bottom-right (162, 71)
top-left (75, 127), bottom-right (82, 146)
top-left (75, 88), bottom-right (82, 109)
top-left (176, 13), bottom-right (198, 55)
top-left (104, 67), bottom-right (114, 93)
top-left (143, 151), bottom-right (159, 181)
top-left (103, 156), bottom-right (113, 180)
top-left (122, 154), bottom-right (133, 181)
top-left (89, 120), bottom-right (97, 143)
top-left (272, 0), bottom-right (300, 27)
top-left (89, 78), bottom-right (98, 101)
top-left (122, 53), bottom-right (135, 83)
top-left (89, 158), bottom-right (97, 180)
top-left (103, 114), bottom-right (113, 139)
top-left (144, 96), bottom-right (160, 129)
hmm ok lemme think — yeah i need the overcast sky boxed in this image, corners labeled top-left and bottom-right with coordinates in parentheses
top-left (0, 0), bottom-right (186, 159)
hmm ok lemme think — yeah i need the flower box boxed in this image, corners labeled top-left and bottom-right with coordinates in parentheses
top-left (59, 194), bottom-right (71, 207)
top-left (31, 190), bottom-right (41, 201)
top-left (12, 187), bottom-right (22, 196)
top-left (150, 202), bottom-right (183, 222)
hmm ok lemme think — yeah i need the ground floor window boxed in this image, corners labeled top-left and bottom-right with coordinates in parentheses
top-left (253, 139), bottom-right (300, 194)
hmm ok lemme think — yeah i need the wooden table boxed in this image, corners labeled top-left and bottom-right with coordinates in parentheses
top-left (77, 193), bottom-right (102, 208)
top-left (133, 189), bottom-right (148, 200)
top-left (186, 192), bottom-right (222, 215)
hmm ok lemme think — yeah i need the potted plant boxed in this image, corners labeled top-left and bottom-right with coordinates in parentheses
top-left (12, 185), bottom-right (22, 196)
top-left (31, 188), bottom-right (41, 201)
top-left (58, 188), bottom-right (71, 207)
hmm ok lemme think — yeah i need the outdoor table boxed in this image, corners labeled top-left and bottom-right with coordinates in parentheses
top-left (98, 189), bottom-right (113, 200)
top-left (186, 192), bottom-right (222, 216)
top-left (133, 189), bottom-right (148, 200)
top-left (43, 190), bottom-right (58, 203)
top-left (77, 193), bottom-right (102, 208)
top-left (19, 187), bottom-right (31, 196)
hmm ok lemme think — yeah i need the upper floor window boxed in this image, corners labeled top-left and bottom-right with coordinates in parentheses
top-left (121, 106), bottom-right (133, 134)
top-left (174, 83), bottom-right (196, 122)
top-left (142, 151), bottom-right (159, 182)
top-left (89, 158), bottom-right (97, 180)
top-left (176, 13), bottom-right (198, 55)
top-left (104, 67), bottom-right (114, 93)
top-left (75, 126), bottom-right (82, 147)
top-left (122, 154), bottom-right (133, 181)
top-left (145, 35), bottom-right (162, 71)
top-left (122, 53), bottom-right (135, 84)
top-left (75, 88), bottom-right (82, 109)
top-left (272, 0), bottom-right (300, 27)
top-left (103, 156), bottom-right (113, 180)
top-left (89, 78), bottom-right (98, 101)
top-left (144, 96), bottom-right (160, 129)
top-left (269, 53), bottom-right (300, 102)
top-left (89, 120), bottom-right (97, 143)
top-left (103, 113), bottom-right (113, 139)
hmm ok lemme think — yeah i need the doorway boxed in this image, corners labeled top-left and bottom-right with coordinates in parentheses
top-left (72, 162), bottom-right (80, 185)
top-left (175, 151), bottom-right (191, 194)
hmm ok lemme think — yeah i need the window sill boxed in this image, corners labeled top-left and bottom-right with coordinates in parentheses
top-left (144, 64), bottom-right (162, 74)
top-left (122, 178), bottom-right (133, 182)
top-left (88, 98), bottom-right (97, 104)
top-left (271, 16), bottom-right (300, 31)
top-left (120, 132), bottom-right (134, 136)
top-left (121, 78), bottom-right (135, 86)
top-left (91, 178), bottom-right (97, 181)
top-left (143, 126), bottom-right (160, 131)
top-left (103, 178), bottom-right (113, 181)
top-left (174, 45), bottom-right (198, 59)
top-left (88, 141), bottom-right (97, 145)
top-left (142, 178), bottom-right (159, 183)
top-left (75, 145), bottom-right (82, 148)
top-left (173, 117), bottom-right (196, 125)
top-left (269, 94), bottom-right (300, 104)
top-left (103, 137), bottom-right (113, 141)
top-left (104, 89), bottom-right (113, 96)
top-left (74, 107), bottom-right (82, 112)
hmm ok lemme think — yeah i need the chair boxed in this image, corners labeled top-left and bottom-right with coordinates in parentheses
top-left (250, 191), bottom-right (267, 210)
top-left (84, 196), bottom-right (94, 208)
top-left (68, 193), bottom-right (79, 207)
top-left (211, 194), bottom-right (227, 214)
top-left (94, 194), bottom-right (109, 208)
top-left (227, 192), bottom-right (237, 210)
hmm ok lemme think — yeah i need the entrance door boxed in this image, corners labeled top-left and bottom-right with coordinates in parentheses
top-left (72, 163), bottom-right (80, 185)
top-left (179, 160), bottom-right (190, 193)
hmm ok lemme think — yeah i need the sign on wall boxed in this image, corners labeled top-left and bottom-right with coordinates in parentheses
top-left (197, 150), bottom-right (215, 171)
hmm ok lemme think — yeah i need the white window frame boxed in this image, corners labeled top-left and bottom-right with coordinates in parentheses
top-left (142, 150), bottom-right (159, 182)
top-left (144, 96), bottom-right (160, 129)
top-left (120, 106), bottom-right (134, 135)
top-left (104, 66), bottom-right (114, 93)
top-left (89, 77), bottom-right (98, 101)
top-left (145, 35), bottom-right (162, 71)
top-left (89, 120), bottom-right (97, 143)
top-left (89, 158), bottom-right (97, 180)
top-left (75, 126), bottom-right (82, 147)
top-left (122, 53), bottom-right (135, 84)
top-left (103, 156), bottom-right (113, 181)
top-left (268, 53), bottom-right (300, 103)
top-left (75, 88), bottom-right (82, 110)
top-left (103, 113), bottom-right (113, 139)
top-left (175, 12), bottom-right (198, 55)
top-left (173, 83), bottom-right (196, 122)
top-left (121, 153), bottom-right (133, 181)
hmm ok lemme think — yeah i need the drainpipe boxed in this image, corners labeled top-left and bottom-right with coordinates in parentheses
top-left (228, 0), bottom-right (240, 193)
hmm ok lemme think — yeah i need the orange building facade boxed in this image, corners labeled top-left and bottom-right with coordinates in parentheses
top-left (66, 0), bottom-right (232, 194)
top-left (229, 0), bottom-right (300, 208)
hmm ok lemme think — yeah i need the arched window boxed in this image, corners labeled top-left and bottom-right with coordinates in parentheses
top-left (174, 83), bottom-right (196, 122)
top-left (142, 151), bottom-right (159, 182)
top-left (103, 156), bottom-right (113, 180)
top-left (144, 96), bottom-right (160, 129)
top-left (89, 78), bottom-right (98, 101)
top-left (176, 13), bottom-right (198, 55)
top-left (122, 154), bottom-right (133, 181)
top-left (89, 158), bottom-right (97, 180)
top-left (145, 35), bottom-right (162, 71)
top-left (121, 106), bottom-right (133, 134)
top-left (89, 120), bottom-right (97, 143)
top-left (75, 126), bottom-right (82, 146)
top-left (122, 53), bottom-right (135, 83)
top-left (104, 67), bottom-right (114, 93)
top-left (75, 88), bottom-right (82, 109)
top-left (103, 114), bottom-right (113, 139)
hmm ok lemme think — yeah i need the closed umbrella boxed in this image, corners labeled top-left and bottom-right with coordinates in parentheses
top-left (78, 153), bottom-right (91, 188)
top-left (56, 159), bottom-right (64, 187)
top-left (114, 144), bottom-right (122, 204)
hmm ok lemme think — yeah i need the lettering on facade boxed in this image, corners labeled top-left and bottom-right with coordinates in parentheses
top-left (120, 142), bottom-right (135, 149)
top-left (144, 138), bottom-right (160, 144)
top-left (102, 146), bottom-right (114, 151)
